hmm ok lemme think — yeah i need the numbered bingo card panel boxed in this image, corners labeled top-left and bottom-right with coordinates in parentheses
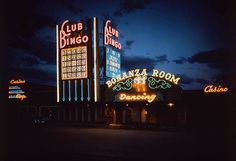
top-left (61, 46), bottom-right (88, 80)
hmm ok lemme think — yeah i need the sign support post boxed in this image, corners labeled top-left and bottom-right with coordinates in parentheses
top-left (93, 17), bottom-right (100, 102)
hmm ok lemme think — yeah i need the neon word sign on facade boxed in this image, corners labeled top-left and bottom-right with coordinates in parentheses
top-left (107, 69), bottom-right (181, 103)
top-left (8, 79), bottom-right (27, 101)
top-left (204, 85), bottom-right (228, 93)
top-left (59, 20), bottom-right (89, 49)
top-left (104, 20), bottom-right (121, 49)
top-left (106, 69), bottom-right (181, 88)
top-left (118, 93), bottom-right (157, 103)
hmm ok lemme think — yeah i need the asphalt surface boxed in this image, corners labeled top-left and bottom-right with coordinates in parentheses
top-left (2, 126), bottom-right (233, 161)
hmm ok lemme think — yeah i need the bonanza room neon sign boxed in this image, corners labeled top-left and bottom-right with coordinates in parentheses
top-left (108, 69), bottom-right (181, 103)
top-left (106, 69), bottom-right (181, 88)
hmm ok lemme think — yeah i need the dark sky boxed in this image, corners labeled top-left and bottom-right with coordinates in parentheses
top-left (1, 0), bottom-right (236, 89)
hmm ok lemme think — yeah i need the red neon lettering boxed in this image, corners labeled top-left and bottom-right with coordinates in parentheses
top-left (104, 20), bottom-right (122, 49)
top-left (59, 20), bottom-right (88, 49)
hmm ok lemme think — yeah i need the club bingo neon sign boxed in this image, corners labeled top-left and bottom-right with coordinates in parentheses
top-left (59, 20), bottom-right (89, 49)
top-left (204, 85), bottom-right (228, 93)
top-left (8, 79), bottom-right (27, 101)
top-left (106, 69), bottom-right (181, 88)
top-left (104, 20), bottom-right (121, 49)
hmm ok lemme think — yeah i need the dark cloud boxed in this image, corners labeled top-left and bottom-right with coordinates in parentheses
top-left (178, 74), bottom-right (208, 85)
top-left (114, 0), bottom-right (152, 17)
top-left (6, 35), bottom-right (56, 64)
top-left (173, 57), bottom-right (188, 64)
top-left (3, 48), bottom-right (56, 86)
top-left (212, 71), bottom-right (236, 88)
top-left (195, 78), bottom-right (208, 85)
top-left (125, 40), bottom-right (135, 49)
top-left (56, 0), bottom-right (83, 15)
top-left (100, 12), bottom-right (119, 28)
top-left (122, 56), bottom-right (156, 71)
top-left (173, 48), bottom-right (236, 88)
top-left (188, 48), bottom-right (236, 69)
top-left (173, 48), bottom-right (236, 70)
top-left (3, 1), bottom-right (55, 38)
top-left (188, 48), bottom-right (236, 88)
top-left (155, 55), bottom-right (169, 64)
top-left (2, 0), bottom-right (83, 87)
top-left (122, 54), bottom-right (169, 71)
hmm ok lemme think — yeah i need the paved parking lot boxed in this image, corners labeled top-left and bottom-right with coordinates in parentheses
top-left (3, 126), bottom-right (232, 161)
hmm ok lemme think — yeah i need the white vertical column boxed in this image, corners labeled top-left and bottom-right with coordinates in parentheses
top-left (56, 25), bottom-right (60, 102)
top-left (93, 17), bottom-right (100, 102)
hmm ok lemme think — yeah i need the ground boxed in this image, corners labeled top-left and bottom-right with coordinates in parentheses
top-left (2, 126), bottom-right (233, 161)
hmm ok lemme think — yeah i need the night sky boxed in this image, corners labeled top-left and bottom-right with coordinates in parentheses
top-left (1, 0), bottom-right (236, 90)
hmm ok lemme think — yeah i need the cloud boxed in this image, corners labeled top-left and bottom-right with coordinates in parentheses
top-left (188, 48), bottom-right (236, 88)
top-left (155, 55), bottom-right (169, 64)
top-left (3, 0), bottom-right (57, 67)
top-left (3, 49), bottom-right (56, 86)
top-left (212, 72), bottom-right (236, 87)
top-left (173, 48), bottom-right (236, 88)
top-left (188, 48), bottom-right (236, 70)
top-left (178, 74), bottom-right (208, 85)
top-left (125, 40), bottom-right (135, 49)
top-left (113, 0), bottom-right (152, 17)
top-left (3, 1), bottom-right (55, 38)
top-left (56, 0), bottom-right (83, 15)
top-left (122, 54), bottom-right (169, 71)
top-left (173, 57), bottom-right (188, 64)
top-left (173, 48), bottom-right (236, 68)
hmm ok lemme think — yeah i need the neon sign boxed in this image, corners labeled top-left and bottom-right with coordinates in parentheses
top-left (8, 94), bottom-right (27, 101)
top-left (106, 69), bottom-right (180, 88)
top-left (8, 79), bottom-right (27, 101)
top-left (148, 77), bottom-right (171, 89)
top-left (59, 20), bottom-right (89, 49)
top-left (10, 79), bottom-right (26, 84)
top-left (61, 46), bottom-right (88, 80)
top-left (8, 89), bottom-right (25, 94)
top-left (106, 47), bottom-right (121, 78)
top-left (117, 93), bottom-right (157, 103)
top-left (104, 20), bottom-right (121, 49)
top-left (9, 86), bottom-right (21, 89)
top-left (112, 78), bottom-right (133, 91)
top-left (112, 76), bottom-right (172, 92)
top-left (204, 85), bottom-right (228, 93)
